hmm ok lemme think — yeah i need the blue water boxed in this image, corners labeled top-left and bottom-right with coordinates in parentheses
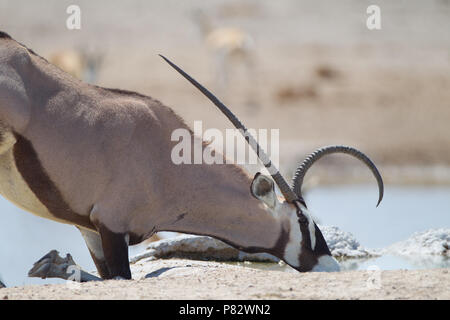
top-left (306, 185), bottom-right (450, 249)
top-left (0, 185), bottom-right (449, 287)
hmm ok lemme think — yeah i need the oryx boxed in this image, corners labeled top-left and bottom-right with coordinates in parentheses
top-left (192, 8), bottom-right (256, 95)
top-left (0, 31), bottom-right (383, 284)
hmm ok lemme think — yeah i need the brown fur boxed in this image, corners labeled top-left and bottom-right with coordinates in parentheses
top-left (12, 133), bottom-right (94, 230)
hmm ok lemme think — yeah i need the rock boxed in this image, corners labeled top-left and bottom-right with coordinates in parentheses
top-left (320, 226), bottom-right (376, 258)
top-left (384, 228), bottom-right (450, 256)
top-left (376, 229), bottom-right (450, 269)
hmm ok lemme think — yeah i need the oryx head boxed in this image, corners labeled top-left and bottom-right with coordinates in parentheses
top-left (160, 55), bottom-right (384, 272)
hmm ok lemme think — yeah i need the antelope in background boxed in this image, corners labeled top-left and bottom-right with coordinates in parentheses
top-left (0, 31), bottom-right (383, 284)
top-left (49, 48), bottom-right (104, 84)
top-left (192, 9), bottom-right (257, 105)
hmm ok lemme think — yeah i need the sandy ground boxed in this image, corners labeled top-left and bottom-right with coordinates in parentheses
top-left (1, 259), bottom-right (448, 300)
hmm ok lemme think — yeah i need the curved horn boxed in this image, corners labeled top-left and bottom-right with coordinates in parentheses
top-left (160, 55), bottom-right (299, 203)
top-left (292, 145), bottom-right (384, 207)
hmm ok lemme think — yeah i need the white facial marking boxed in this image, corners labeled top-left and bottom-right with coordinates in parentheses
top-left (300, 204), bottom-right (316, 251)
top-left (312, 255), bottom-right (341, 272)
top-left (283, 209), bottom-right (302, 267)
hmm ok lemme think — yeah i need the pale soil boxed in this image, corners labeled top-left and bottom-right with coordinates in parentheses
top-left (1, 259), bottom-right (448, 300)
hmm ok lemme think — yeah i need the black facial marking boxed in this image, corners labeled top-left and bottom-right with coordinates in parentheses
top-left (269, 223), bottom-right (290, 258)
top-left (297, 217), bottom-right (318, 271)
top-left (312, 223), bottom-right (332, 256)
top-left (294, 202), bottom-right (332, 271)
top-left (297, 212), bottom-right (308, 224)
top-left (12, 133), bottom-right (94, 230)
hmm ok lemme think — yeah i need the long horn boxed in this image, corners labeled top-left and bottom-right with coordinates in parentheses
top-left (160, 55), bottom-right (299, 203)
top-left (292, 145), bottom-right (384, 207)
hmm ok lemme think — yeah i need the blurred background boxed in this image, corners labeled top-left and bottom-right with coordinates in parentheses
top-left (0, 0), bottom-right (449, 286)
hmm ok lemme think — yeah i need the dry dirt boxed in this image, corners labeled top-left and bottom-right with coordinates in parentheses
top-left (1, 259), bottom-right (448, 300)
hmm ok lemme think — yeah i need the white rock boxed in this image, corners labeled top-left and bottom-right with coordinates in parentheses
top-left (383, 228), bottom-right (450, 256)
top-left (320, 226), bottom-right (376, 258)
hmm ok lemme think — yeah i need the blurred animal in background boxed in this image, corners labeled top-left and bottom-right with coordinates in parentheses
top-left (275, 64), bottom-right (340, 105)
top-left (276, 84), bottom-right (318, 104)
top-left (192, 9), bottom-right (257, 105)
top-left (315, 64), bottom-right (340, 81)
top-left (49, 48), bottom-right (104, 84)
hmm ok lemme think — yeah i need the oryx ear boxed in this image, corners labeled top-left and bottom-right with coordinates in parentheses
top-left (250, 173), bottom-right (277, 209)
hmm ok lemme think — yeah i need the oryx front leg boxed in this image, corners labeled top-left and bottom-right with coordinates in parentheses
top-left (90, 205), bottom-right (132, 280)
top-left (97, 224), bottom-right (131, 280)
